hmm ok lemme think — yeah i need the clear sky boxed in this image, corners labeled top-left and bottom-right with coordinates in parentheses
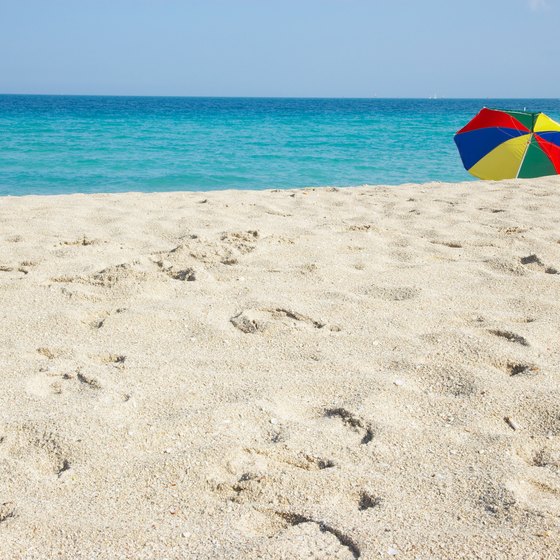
top-left (0, 0), bottom-right (558, 98)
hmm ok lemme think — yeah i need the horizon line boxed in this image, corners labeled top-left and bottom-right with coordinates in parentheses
top-left (1, 93), bottom-right (559, 101)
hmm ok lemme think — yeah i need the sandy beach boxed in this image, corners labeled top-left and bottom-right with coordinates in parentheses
top-left (0, 178), bottom-right (559, 559)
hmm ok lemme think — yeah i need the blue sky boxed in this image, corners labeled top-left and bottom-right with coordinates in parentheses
top-left (0, 0), bottom-right (558, 97)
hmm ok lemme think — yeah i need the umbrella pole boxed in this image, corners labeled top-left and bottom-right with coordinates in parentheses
top-left (516, 134), bottom-right (533, 179)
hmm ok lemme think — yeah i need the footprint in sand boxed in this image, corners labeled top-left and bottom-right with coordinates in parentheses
top-left (51, 262), bottom-right (152, 296)
top-left (323, 408), bottom-right (374, 445)
top-left (37, 347), bottom-right (66, 360)
top-left (269, 513), bottom-right (361, 559)
top-left (0, 261), bottom-right (36, 275)
top-left (86, 307), bottom-right (127, 330)
top-left (501, 361), bottom-right (540, 377)
top-left (358, 491), bottom-right (382, 511)
top-left (155, 260), bottom-right (197, 282)
top-left (1, 424), bottom-right (73, 478)
top-left (219, 445), bottom-right (336, 491)
top-left (532, 447), bottom-right (560, 472)
top-left (0, 502), bottom-right (16, 525)
top-left (88, 312), bottom-right (110, 330)
top-left (76, 370), bottom-right (103, 389)
top-left (60, 236), bottom-right (99, 247)
top-left (516, 444), bottom-right (560, 471)
top-left (498, 226), bottom-right (529, 235)
top-left (0, 264), bottom-right (29, 278)
top-left (213, 451), bottom-right (337, 517)
top-left (28, 366), bottom-right (104, 397)
top-left (85, 262), bottom-right (149, 288)
top-left (485, 257), bottom-right (527, 276)
top-left (50, 261), bottom-right (156, 303)
top-left (480, 482), bottom-right (517, 516)
top-left (347, 224), bottom-right (378, 233)
top-left (158, 230), bottom-right (259, 272)
top-left (220, 230), bottom-right (259, 254)
top-left (488, 329), bottom-right (529, 347)
top-left (30, 348), bottom-right (72, 396)
top-left (230, 308), bottom-right (328, 334)
top-left (97, 353), bottom-right (126, 367)
top-left (520, 254), bottom-right (558, 275)
top-left (34, 347), bottom-right (127, 394)
top-left (429, 240), bottom-right (463, 249)
top-left (241, 447), bottom-right (336, 474)
top-left (216, 448), bottom-right (362, 559)
top-left (209, 409), bottom-right (374, 558)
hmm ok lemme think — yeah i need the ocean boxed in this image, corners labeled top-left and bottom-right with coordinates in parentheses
top-left (1, 95), bottom-right (559, 196)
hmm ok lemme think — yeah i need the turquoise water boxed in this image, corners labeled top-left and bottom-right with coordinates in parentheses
top-left (1, 96), bottom-right (559, 196)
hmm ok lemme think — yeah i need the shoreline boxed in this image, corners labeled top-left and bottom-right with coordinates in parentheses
top-left (1, 176), bottom-right (559, 559)
top-left (0, 180), bottom-right (454, 199)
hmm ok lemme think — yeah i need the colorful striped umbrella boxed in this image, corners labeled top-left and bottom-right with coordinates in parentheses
top-left (454, 108), bottom-right (560, 180)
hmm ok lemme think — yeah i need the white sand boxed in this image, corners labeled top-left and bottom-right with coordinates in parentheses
top-left (0, 178), bottom-right (559, 559)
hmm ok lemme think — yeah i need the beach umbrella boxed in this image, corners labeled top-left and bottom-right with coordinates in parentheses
top-left (454, 108), bottom-right (560, 180)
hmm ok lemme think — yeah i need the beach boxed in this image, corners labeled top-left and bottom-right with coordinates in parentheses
top-left (0, 177), bottom-right (559, 559)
